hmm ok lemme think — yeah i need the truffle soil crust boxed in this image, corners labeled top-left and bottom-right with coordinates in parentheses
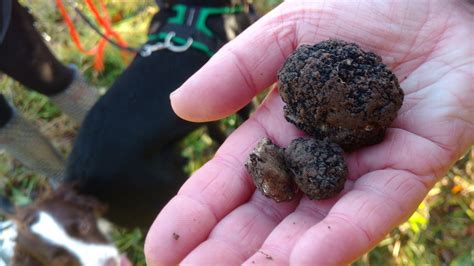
top-left (245, 138), bottom-right (297, 202)
top-left (245, 138), bottom-right (347, 201)
top-left (278, 39), bottom-right (404, 151)
top-left (285, 138), bottom-right (347, 200)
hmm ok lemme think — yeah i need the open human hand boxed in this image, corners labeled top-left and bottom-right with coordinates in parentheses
top-left (145, 0), bottom-right (474, 264)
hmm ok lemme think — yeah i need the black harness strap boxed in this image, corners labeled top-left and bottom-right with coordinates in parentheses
top-left (145, 4), bottom-right (244, 57)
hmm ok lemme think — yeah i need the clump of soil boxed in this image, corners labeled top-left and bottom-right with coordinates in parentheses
top-left (278, 39), bottom-right (404, 151)
top-left (245, 138), bottom-right (297, 202)
top-left (245, 138), bottom-right (347, 201)
top-left (285, 138), bottom-right (347, 200)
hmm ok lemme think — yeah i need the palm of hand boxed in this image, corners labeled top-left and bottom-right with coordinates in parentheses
top-left (145, 1), bottom-right (474, 265)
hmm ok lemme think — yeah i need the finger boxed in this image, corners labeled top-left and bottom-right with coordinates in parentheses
top-left (241, 182), bottom-right (354, 265)
top-left (144, 124), bottom-right (261, 266)
top-left (170, 2), bottom-right (297, 122)
top-left (181, 192), bottom-right (299, 264)
top-left (182, 164), bottom-right (353, 265)
top-left (290, 169), bottom-right (431, 265)
top-left (145, 90), bottom-right (302, 266)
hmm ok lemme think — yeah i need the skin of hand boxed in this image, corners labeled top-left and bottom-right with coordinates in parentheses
top-left (145, 0), bottom-right (474, 265)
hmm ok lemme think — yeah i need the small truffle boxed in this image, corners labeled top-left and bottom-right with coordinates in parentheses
top-left (278, 39), bottom-right (404, 151)
top-left (245, 138), bottom-right (297, 202)
top-left (285, 138), bottom-right (347, 200)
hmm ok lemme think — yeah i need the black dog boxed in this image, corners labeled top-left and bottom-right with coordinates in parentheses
top-left (66, 0), bottom-right (252, 228)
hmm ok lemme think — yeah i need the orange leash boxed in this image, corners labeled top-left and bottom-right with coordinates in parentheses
top-left (85, 0), bottom-right (127, 47)
top-left (86, 0), bottom-right (130, 69)
top-left (55, 0), bottom-right (129, 71)
top-left (56, 0), bottom-right (97, 55)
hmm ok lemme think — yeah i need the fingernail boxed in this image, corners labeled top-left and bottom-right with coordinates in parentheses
top-left (169, 87), bottom-right (181, 99)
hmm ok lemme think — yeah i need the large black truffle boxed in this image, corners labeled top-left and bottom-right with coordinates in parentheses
top-left (278, 39), bottom-right (404, 151)
top-left (245, 138), bottom-right (298, 202)
top-left (285, 138), bottom-right (347, 200)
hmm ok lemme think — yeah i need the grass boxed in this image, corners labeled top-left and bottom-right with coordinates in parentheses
top-left (0, 1), bottom-right (472, 265)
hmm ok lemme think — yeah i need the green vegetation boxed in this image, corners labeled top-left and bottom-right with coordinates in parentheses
top-left (0, 1), bottom-right (472, 265)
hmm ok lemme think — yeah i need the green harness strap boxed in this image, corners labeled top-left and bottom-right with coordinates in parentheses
top-left (147, 4), bottom-right (244, 57)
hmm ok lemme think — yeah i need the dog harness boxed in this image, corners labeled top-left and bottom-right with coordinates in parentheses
top-left (141, 4), bottom-right (244, 57)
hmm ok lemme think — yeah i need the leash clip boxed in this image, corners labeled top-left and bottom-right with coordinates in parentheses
top-left (140, 42), bottom-right (166, 57)
top-left (140, 32), bottom-right (193, 57)
top-left (166, 32), bottom-right (194, 52)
